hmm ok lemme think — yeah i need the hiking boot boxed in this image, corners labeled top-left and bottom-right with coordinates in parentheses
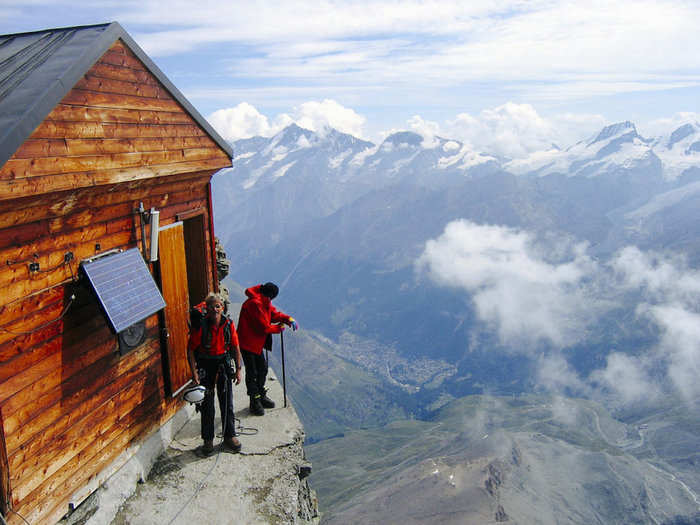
top-left (224, 436), bottom-right (242, 452)
top-left (250, 395), bottom-right (265, 416)
top-left (260, 391), bottom-right (275, 409)
top-left (202, 439), bottom-right (214, 455)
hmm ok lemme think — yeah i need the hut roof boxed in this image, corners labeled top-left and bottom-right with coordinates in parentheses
top-left (0, 22), bottom-right (233, 168)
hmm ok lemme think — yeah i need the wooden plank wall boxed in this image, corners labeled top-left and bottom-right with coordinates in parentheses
top-left (0, 38), bottom-right (229, 524)
top-left (0, 39), bottom-right (231, 201)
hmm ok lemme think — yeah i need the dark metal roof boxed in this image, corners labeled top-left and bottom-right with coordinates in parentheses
top-left (0, 22), bottom-right (233, 169)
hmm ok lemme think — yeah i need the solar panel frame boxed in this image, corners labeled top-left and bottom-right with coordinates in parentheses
top-left (80, 247), bottom-right (166, 333)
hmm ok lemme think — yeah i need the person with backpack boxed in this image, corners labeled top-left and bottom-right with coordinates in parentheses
top-left (237, 282), bottom-right (297, 416)
top-left (187, 292), bottom-right (243, 455)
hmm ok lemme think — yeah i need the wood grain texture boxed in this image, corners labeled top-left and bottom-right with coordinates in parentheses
top-left (0, 408), bottom-right (9, 516)
top-left (0, 171), bottom-right (210, 229)
top-left (0, 160), bottom-right (228, 201)
top-left (10, 369), bottom-right (162, 503)
top-left (2, 147), bottom-right (225, 179)
top-left (0, 37), bottom-right (222, 523)
top-left (158, 224), bottom-right (192, 395)
top-left (3, 335), bottom-right (159, 454)
top-left (2, 37), bottom-right (230, 200)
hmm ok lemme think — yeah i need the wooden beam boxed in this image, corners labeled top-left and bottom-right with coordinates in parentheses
top-left (30, 120), bottom-right (206, 140)
top-left (1, 147), bottom-right (226, 179)
top-left (0, 159), bottom-right (229, 201)
top-left (0, 185), bottom-right (202, 269)
top-left (0, 288), bottom-right (63, 329)
top-left (61, 89), bottom-right (182, 113)
top-left (40, 105), bottom-right (195, 127)
top-left (0, 171), bottom-right (210, 230)
top-left (85, 62), bottom-right (158, 86)
top-left (74, 75), bottom-right (171, 100)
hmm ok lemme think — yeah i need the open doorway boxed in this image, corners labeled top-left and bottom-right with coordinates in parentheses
top-left (182, 214), bottom-right (209, 309)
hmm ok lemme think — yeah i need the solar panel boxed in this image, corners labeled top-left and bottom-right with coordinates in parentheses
top-left (81, 248), bottom-right (166, 333)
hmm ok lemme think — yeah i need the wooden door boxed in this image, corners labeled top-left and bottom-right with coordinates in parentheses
top-left (158, 222), bottom-right (191, 396)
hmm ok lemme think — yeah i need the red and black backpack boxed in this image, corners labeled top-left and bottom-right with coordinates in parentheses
top-left (190, 302), bottom-right (233, 354)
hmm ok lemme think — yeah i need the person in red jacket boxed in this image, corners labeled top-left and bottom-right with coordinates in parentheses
top-left (187, 293), bottom-right (243, 454)
top-left (237, 282), bottom-right (297, 415)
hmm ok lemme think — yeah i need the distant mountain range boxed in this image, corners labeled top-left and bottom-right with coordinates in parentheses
top-left (214, 119), bottom-right (700, 523)
top-left (213, 119), bottom-right (700, 366)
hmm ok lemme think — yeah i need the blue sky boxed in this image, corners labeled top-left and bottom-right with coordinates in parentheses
top-left (2, 0), bottom-right (700, 155)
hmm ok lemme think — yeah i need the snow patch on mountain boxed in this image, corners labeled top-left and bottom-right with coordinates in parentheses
top-left (391, 151), bottom-right (421, 173)
top-left (274, 161), bottom-right (296, 179)
top-left (350, 145), bottom-right (380, 166)
top-left (297, 134), bottom-right (313, 148)
top-left (506, 122), bottom-right (652, 177)
top-left (329, 149), bottom-right (353, 169)
top-left (443, 141), bottom-right (460, 152)
top-left (624, 180), bottom-right (700, 221)
top-left (233, 151), bottom-right (256, 163)
top-left (437, 144), bottom-right (495, 170)
top-left (652, 122), bottom-right (700, 180)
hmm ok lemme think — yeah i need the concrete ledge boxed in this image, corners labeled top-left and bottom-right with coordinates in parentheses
top-left (61, 403), bottom-right (196, 525)
top-left (104, 370), bottom-right (318, 524)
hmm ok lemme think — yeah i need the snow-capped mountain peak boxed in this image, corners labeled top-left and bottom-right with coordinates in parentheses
top-left (651, 121), bottom-right (700, 179)
top-left (588, 120), bottom-right (638, 145)
top-left (382, 131), bottom-right (423, 148)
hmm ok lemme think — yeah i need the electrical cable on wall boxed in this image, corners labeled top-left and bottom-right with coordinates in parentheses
top-left (0, 254), bottom-right (78, 335)
top-left (0, 294), bottom-right (75, 335)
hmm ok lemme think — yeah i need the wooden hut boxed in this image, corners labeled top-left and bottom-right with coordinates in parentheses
top-left (0, 22), bottom-right (233, 524)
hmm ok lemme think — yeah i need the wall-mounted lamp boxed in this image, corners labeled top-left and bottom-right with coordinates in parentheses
top-left (149, 209), bottom-right (160, 262)
top-left (137, 202), bottom-right (160, 262)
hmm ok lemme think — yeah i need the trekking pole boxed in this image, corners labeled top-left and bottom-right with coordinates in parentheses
top-left (280, 330), bottom-right (287, 408)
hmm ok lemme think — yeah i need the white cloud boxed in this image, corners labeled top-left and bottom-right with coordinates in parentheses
top-left (8, 0), bottom-right (700, 122)
top-left (288, 99), bottom-right (367, 138)
top-left (537, 354), bottom-right (591, 396)
top-left (641, 112), bottom-right (700, 138)
top-left (208, 102), bottom-right (291, 142)
top-left (417, 220), bottom-right (599, 347)
top-left (402, 104), bottom-right (606, 158)
top-left (589, 352), bottom-right (659, 404)
top-left (646, 305), bottom-right (700, 401)
top-left (419, 222), bottom-right (700, 405)
top-left (407, 115), bottom-right (441, 148)
top-left (611, 246), bottom-right (700, 401)
top-left (208, 100), bottom-right (366, 141)
top-left (446, 103), bottom-right (555, 158)
top-left (612, 246), bottom-right (700, 305)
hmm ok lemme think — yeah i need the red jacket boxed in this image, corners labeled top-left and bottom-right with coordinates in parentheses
top-left (188, 316), bottom-right (239, 357)
top-left (237, 285), bottom-right (291, 355)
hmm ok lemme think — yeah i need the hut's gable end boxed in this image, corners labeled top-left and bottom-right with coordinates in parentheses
top-left (0, 39), bottom-right (230, 201)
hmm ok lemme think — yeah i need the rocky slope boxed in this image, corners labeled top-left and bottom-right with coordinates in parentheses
top-left (307, 395), bottom-right (700, 524)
